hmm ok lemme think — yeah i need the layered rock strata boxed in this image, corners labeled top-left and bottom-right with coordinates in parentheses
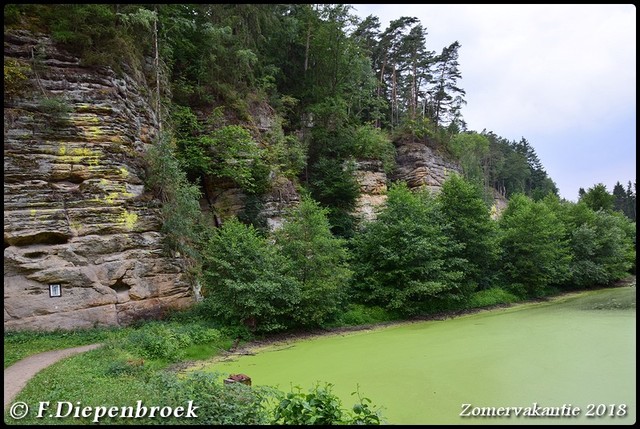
top-left (392, 139), bottom-right (463, 193)
top-left (4, 30), bottom-right (193, 331)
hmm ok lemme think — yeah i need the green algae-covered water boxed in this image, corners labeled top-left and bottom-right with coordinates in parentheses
top-left (193, 286), bottom-right (636, 425)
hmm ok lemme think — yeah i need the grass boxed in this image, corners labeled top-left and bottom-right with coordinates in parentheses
top-left (3, 327), bottom-right (128, 368)
top-left (4, 321), bottom-right (237, 425)
top-left (6, 346), bottom-right (163, 425)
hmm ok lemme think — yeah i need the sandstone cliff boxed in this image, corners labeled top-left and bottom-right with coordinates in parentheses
top-left (352, 138), bottom-right (464, 221)
top-left (4, 30), bottom-right (193, 330)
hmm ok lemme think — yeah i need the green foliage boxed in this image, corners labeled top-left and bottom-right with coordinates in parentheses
top-left (38, 95), bottom-right (73, 124)
top-left (275, 196), bottom-right (352, 327)
top-left (465, 287), bottom-right (520, 309)
top-left (263, 122), bottom-right (307, 180)
top-left (352, 124), bottom-right (396, 173)
top-left (498, 194), bottom-right (571, 296)
top-left (579, 183), bottom-right (615, 212)
top-left (331, 304), bottom-right (398, 327)
top-left (145, 134), bottom-right (204, 259)
top-left (204, 125), bottom-right (267, 192)
top-left (350, 183), bottom-right (465, 315)
top-left (448, 132), bottom-right (490, 186)
top-left (308, 157), bottom-right (361, 237)
top-left (28, 4), bottom-right (146, 71)
top-left (201, 217), bottom-right (299, 333)
top-left (271, 382), bottom-right (384, 425)
top-left (546, 198), bottom-right (637, 287)
top-left (438, 174), bottom-right (499, 292)
top-left (126, 321), bottom-right (221, 362)
top-left (155, 371), bottom-right (273, 425)
top-left (3, 58), bottom-right (31, 98)
top-left (172, 111), bottom-right (269, 194)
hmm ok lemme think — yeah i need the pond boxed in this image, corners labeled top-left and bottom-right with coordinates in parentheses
top-left (191, 286), bottom-right (636, 425)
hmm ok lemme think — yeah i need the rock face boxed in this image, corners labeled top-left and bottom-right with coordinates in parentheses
top-left (392, 139), bottom-right (463, 193)
top-left (353, 160), bottom-right (388, 222)
top-left (353, 138), bottom-right (464, 222)
top-left (490, 189), bottom-right (509, 220)
top-left (4, 30), bottom-right (193, 331)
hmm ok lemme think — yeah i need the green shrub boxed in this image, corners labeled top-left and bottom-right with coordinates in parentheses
top-left (333, 304), bottom-right (397, 327)
top-left (154, 371), bottom-right (273, 425)
top-left (4, 58), bottom-right (31, 98)
top-left (145, 134), bottom-right (204, 259)
top-left (127, 322), bottom-right (190, 361)
top-left (271, 382), bottom-right (384, 425)
top-left (352, 124), bottom-right (396, 173)
top-left (38, 96), bottom-right (73, 123)
top-left (201, 217), bottom-right (300, 333)
top-left (350, 183), bottom-right (466, 315)
top-left (124, 322), bottom-right (221, 362)
top-left (466, 288), bottom-right (520, 309)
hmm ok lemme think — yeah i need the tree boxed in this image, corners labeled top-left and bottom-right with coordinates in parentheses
top-left (498, 194), bottom-right (571, 296)
top-left (545, 198), bottom-right (636, 287)
top-left (426, 41), bottom-right (466, 128)
top-left (438, 174), bottom-right (499, 292)
top-left (275, 196), bottom-right (352, 327)
top-left (350, 183), bottom-right (465, 315)
top-left (613, 181), bottom-right (626, 213)
top-left (448, 132), bottom-right (490, 187)
top-left (612, 181), bottom-right (636, 221)
top-left (579, 183), bottom-right (615, 212)
top-left (201, 218), bottom-right (299, 333)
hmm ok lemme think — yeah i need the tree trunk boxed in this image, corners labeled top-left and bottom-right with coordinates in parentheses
top-left (153, 7), bottom-right (162, 133)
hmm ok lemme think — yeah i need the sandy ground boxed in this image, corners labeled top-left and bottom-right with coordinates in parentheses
top-left (4, 343), bottom-right (102, 410)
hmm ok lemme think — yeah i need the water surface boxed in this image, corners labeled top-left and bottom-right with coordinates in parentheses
top-left (194, 287), bottom-right (636, 424)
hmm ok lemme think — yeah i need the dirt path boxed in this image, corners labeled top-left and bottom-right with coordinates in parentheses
top-left (4, 343), bottom-right (102, 410)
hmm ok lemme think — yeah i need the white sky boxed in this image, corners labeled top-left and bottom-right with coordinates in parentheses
top-left (351, 4), bottom-right (636, 201)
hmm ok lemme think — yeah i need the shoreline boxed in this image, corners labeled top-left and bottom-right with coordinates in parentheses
top-left (188, 275), bottom-right (636, 368)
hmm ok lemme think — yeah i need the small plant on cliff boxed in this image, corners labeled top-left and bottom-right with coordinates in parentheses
top-left (3, 58), bottom-right (32, 99)
top-left (38, 96), bottom-right (73, 124)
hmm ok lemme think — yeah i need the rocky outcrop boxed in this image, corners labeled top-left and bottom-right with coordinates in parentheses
top-left (4, 30), bottom-right (193, 331)
top-left (352, 138), bottom-right (464, 222)
top-left (353, 160), bottom-right (388, 222)
top-left (200, 174), bottom-right (300, 231)
top-left (490, 189), bottom-right (509, 220)
top-left (392, 139), bottom-right (462, 193)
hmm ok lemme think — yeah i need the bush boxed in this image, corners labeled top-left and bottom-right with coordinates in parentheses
top-left (145, 134), bottom-right (204, 259)
top-left (352, 124), bottom-right (396, 173)
top-left (333, 304), bottom-right (397, 327)
top-left (498, 194), bottom-right (571, 297)
top-left (126, 322), bottom-right (221, 362)
top-left (350, 183), bottom-right (466, 315)
top-left (127, 322), bottom-right (190, 361)
top-left (466, 288), bottom-right (520, 309)
top-left (275, 196), bottom-right (352, 328)
top-left (4, 58), bottom-right (31, 98)
top-left (271, 383), bottom-right (384, 425)
top-left (154, 371), bottom-right (274, 425)
top-left (201, 217), bottom-right (300, 333)
top-left (38, 96), bottom-right (73, 124)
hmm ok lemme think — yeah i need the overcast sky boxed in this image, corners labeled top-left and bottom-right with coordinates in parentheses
top-left (351, 4), bottom-right (636, 201)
